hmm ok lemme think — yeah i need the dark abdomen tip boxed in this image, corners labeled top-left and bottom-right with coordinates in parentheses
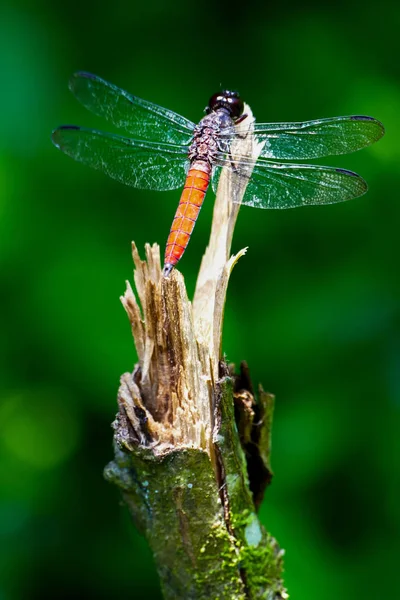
top-left (163, 263), bottom-right (174, 277)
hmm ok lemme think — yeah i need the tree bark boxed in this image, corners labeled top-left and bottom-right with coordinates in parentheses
top-left (104, 105), bottom-right (288, 599)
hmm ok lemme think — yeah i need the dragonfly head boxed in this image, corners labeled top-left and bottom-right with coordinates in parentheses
top-left (206, 90), bottom-right (244, 120)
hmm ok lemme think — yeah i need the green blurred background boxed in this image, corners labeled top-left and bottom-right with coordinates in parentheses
top-left (0, 0), bottom-right (398, 598)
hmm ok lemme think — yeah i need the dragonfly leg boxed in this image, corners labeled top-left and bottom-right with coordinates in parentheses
top-left (229, 155), bottom-right (251, 178)
top-left (235, 113), bottom-right (248, 126)
top-left (230, 156), bottom-right (239, 172)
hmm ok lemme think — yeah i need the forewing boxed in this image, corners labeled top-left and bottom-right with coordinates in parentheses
top-left (219, 116), bottom-right (384, 160)
top-left (52, 126), bottom-right (189, 190)
top-left (68, 72), bottom-right (195, 145)
top-left (227, 157), bottom-right (368, 209)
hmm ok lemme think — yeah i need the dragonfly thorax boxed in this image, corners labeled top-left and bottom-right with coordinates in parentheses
top-left (188, 111), bottom-right (232, 165)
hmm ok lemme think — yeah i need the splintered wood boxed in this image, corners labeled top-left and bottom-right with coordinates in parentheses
top-left (119, 104), bottom-right (263, 456)
top-left (121, 243), bottom-right (211, 453)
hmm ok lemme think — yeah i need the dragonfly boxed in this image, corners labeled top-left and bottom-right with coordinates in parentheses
top-left (52, 72), bottom-right (384, 275)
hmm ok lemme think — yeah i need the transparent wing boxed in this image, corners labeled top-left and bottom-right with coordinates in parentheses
top-left (212, 157), bottom-right (367, 209)
top-left (218, 116), bottom-right (384, 160)
top-left (52, 126), bottom-right (189, 190)
top-left (68, 72), bottom-right (196, 145)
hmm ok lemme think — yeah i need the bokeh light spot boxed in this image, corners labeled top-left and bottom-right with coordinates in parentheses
top-left (0, 389), bottom-right (81, 469)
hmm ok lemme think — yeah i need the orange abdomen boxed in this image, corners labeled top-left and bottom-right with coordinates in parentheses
top-left (163, 165), bottom-right (210, 274)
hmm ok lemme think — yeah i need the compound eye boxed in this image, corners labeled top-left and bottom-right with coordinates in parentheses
top-left (207, 92), bottom-right (224, 112)
top-left (227, 95), bottom-right (244, 119)
top-left (207, 91), bottom-right (244, 119)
